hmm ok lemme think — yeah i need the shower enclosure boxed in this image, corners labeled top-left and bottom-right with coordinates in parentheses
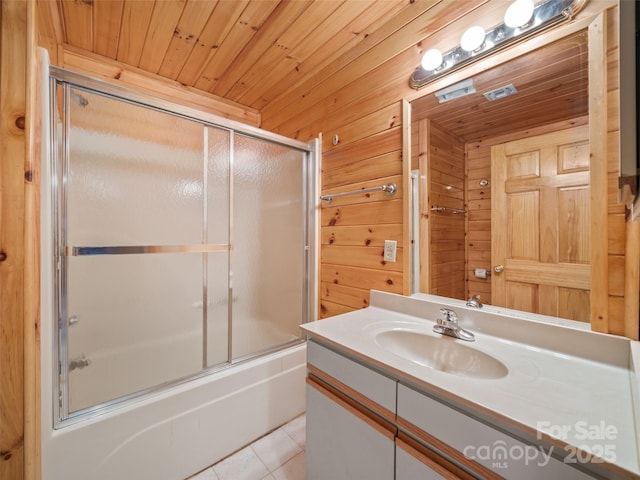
top-left (49, 67), bottom-right (316, 423)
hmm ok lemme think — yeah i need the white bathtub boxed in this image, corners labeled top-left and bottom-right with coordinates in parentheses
top-left (41, 342), bottom-right (306, 480)
top-left (65, 315), bottom-right (303, 413)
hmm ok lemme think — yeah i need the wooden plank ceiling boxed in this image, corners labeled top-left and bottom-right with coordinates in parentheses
top-left (53, 0), bottom-right (415, 113)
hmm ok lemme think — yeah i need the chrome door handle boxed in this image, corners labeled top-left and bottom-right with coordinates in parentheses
top-left (493, 265), bottom-right (504, 273)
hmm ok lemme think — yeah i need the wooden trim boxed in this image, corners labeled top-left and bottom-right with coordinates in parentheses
top-left (25, 4), bottom-right (41, 479)
top-left (464, 133), bottom-right (470, 301)
top-left (491, 143), bottom-right (507, 307)
top-left (418, 119), bottom-right (430, 294)
top-left (35, 0), bottom-right (63, 65)
top-left (58, 44), bottom-right (260, 127)
top-left (397, 417), bottom-right (504, 480)
top-left (396, 434), bottom-right (480, 480)
top-left (402, 98), bottom-right (412, 295)
top-left (306, 364), bottom-right (396, 425)
top-left (589, 12), bottom-right (609, 333)
top-left (625, 218), bottom-right (640, 340)
top-left (1, 1), bottom-right (28, 478)
top-left (306, 374), bottom-right (396, 441)
top-left (314, 134), bottom-right (322, 322)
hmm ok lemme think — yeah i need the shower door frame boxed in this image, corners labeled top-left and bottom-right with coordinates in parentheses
top-left (49, 66), bottom-right (318, 426)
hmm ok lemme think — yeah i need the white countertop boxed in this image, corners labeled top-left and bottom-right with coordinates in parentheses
top-left (301, 291), bottom-right (640, 478)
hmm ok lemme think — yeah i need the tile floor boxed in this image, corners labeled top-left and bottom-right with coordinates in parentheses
top-left (188, 414), bottom-right (306, 480)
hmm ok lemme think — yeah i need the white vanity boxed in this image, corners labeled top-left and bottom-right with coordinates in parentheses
top-left (301, 291), bottom-right (640, 480)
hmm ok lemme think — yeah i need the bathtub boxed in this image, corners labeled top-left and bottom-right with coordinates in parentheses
top-left (65, 314), bottom-right (304, 413)
top-left (41, 233), bottom-right (307, 479)
top-left (40, 341), bottom-right (306, 480)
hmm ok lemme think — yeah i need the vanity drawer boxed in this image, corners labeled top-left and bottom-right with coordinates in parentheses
top-left (306, 339), bottom-right (396, 414)
top-left (397, 384), bottom-right (594, 480)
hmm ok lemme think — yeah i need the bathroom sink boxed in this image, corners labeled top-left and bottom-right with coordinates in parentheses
top-left (375, 330), bottom-right (508, 379)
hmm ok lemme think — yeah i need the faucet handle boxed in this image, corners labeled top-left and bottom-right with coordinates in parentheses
top-left (434, 307), bottom-right (475, 342)
top-left (439, 308), bottom-right (458, 325)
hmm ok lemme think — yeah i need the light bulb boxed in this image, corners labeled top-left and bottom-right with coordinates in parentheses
top-left (460, 26), bottom-right (486, 52)
top-left (421, 48), bottom-right (443, 71)
top-left (504, 0), bottom-right (535, 28)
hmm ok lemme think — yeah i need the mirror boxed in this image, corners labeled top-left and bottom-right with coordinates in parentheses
top-left (405, 16), bottom-right (620, 327)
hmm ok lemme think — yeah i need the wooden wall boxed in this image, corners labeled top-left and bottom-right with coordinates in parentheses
top-left (265, 0), bottom-right (491, 317)
top-left (319, 129), bottom-right (404, 317)
top-left (1, 1), bottom-right (35, 479)
top-left (1, 0), bottom-right (27, 474)
top-left (418, 120), bottom-right (466, 299)
top-left (465, 136), bottom-right (492, 305)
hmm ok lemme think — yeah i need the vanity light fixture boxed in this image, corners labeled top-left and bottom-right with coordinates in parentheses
top-left (461, 26), bottom-right (486, 52)
top-left (504, 0), bottom-right (536, 28)
top-left (410, 0), bottom-right (588, 89)
top-left (421, 48), bottom-right (444, 71)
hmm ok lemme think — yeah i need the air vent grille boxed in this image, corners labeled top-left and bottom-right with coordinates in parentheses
top-left (434, 79), bottom-right (476, 103)
top-left (483, 83), bottom-right (518, 102)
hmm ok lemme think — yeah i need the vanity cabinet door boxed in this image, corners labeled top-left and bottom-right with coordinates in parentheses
top-left (306, 379), bottom-right (395, 480)
top-left (397, 384), bottom-right (595, 480)
top-left (396, 436), bottom-right (474, 480)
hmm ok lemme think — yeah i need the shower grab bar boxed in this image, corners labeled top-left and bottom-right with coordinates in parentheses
top-left (320, 183), bottom-right (396, 204)
top-left (430, 206), bottom-right (468, 215)
top-left (66, 244), bottom-right (229, 256)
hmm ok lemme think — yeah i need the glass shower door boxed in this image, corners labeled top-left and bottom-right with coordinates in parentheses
top-left (205, 126), bottom-right (230, 367)
top-left (52, 71), bottom-right (313, 422)
top-left (231, 134), bottom-right (306, 359)
top-left (61, 86), bottom-right (221, 413)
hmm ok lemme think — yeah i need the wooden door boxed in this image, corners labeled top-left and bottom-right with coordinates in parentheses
top-left (491, 125), bottom-right (590, 321)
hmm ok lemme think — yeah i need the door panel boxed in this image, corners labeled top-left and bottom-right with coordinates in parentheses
top-left (306, 382), bottom-right (395, 480)
top-left (491, 125), bottom-right (590, 322)
top-left (64, 88), bottom-right (206, 412)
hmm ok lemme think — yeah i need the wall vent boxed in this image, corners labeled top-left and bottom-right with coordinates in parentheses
top-left (483, 83), bottom-right (518, 102)
top-left (434, 79), bottom-right (476, 103)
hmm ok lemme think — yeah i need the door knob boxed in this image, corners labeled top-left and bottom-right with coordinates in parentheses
top-left (493, 265), bottom-right (504, 273)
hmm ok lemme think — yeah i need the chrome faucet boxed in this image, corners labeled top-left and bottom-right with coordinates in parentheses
top-left (466, 294), bottom-right (483, 309)
top-left (433, 308), bottom-right (475, 342)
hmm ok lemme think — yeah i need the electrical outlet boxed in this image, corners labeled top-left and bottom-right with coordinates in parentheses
top-left (384, 240), bottom-right (397, 262)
